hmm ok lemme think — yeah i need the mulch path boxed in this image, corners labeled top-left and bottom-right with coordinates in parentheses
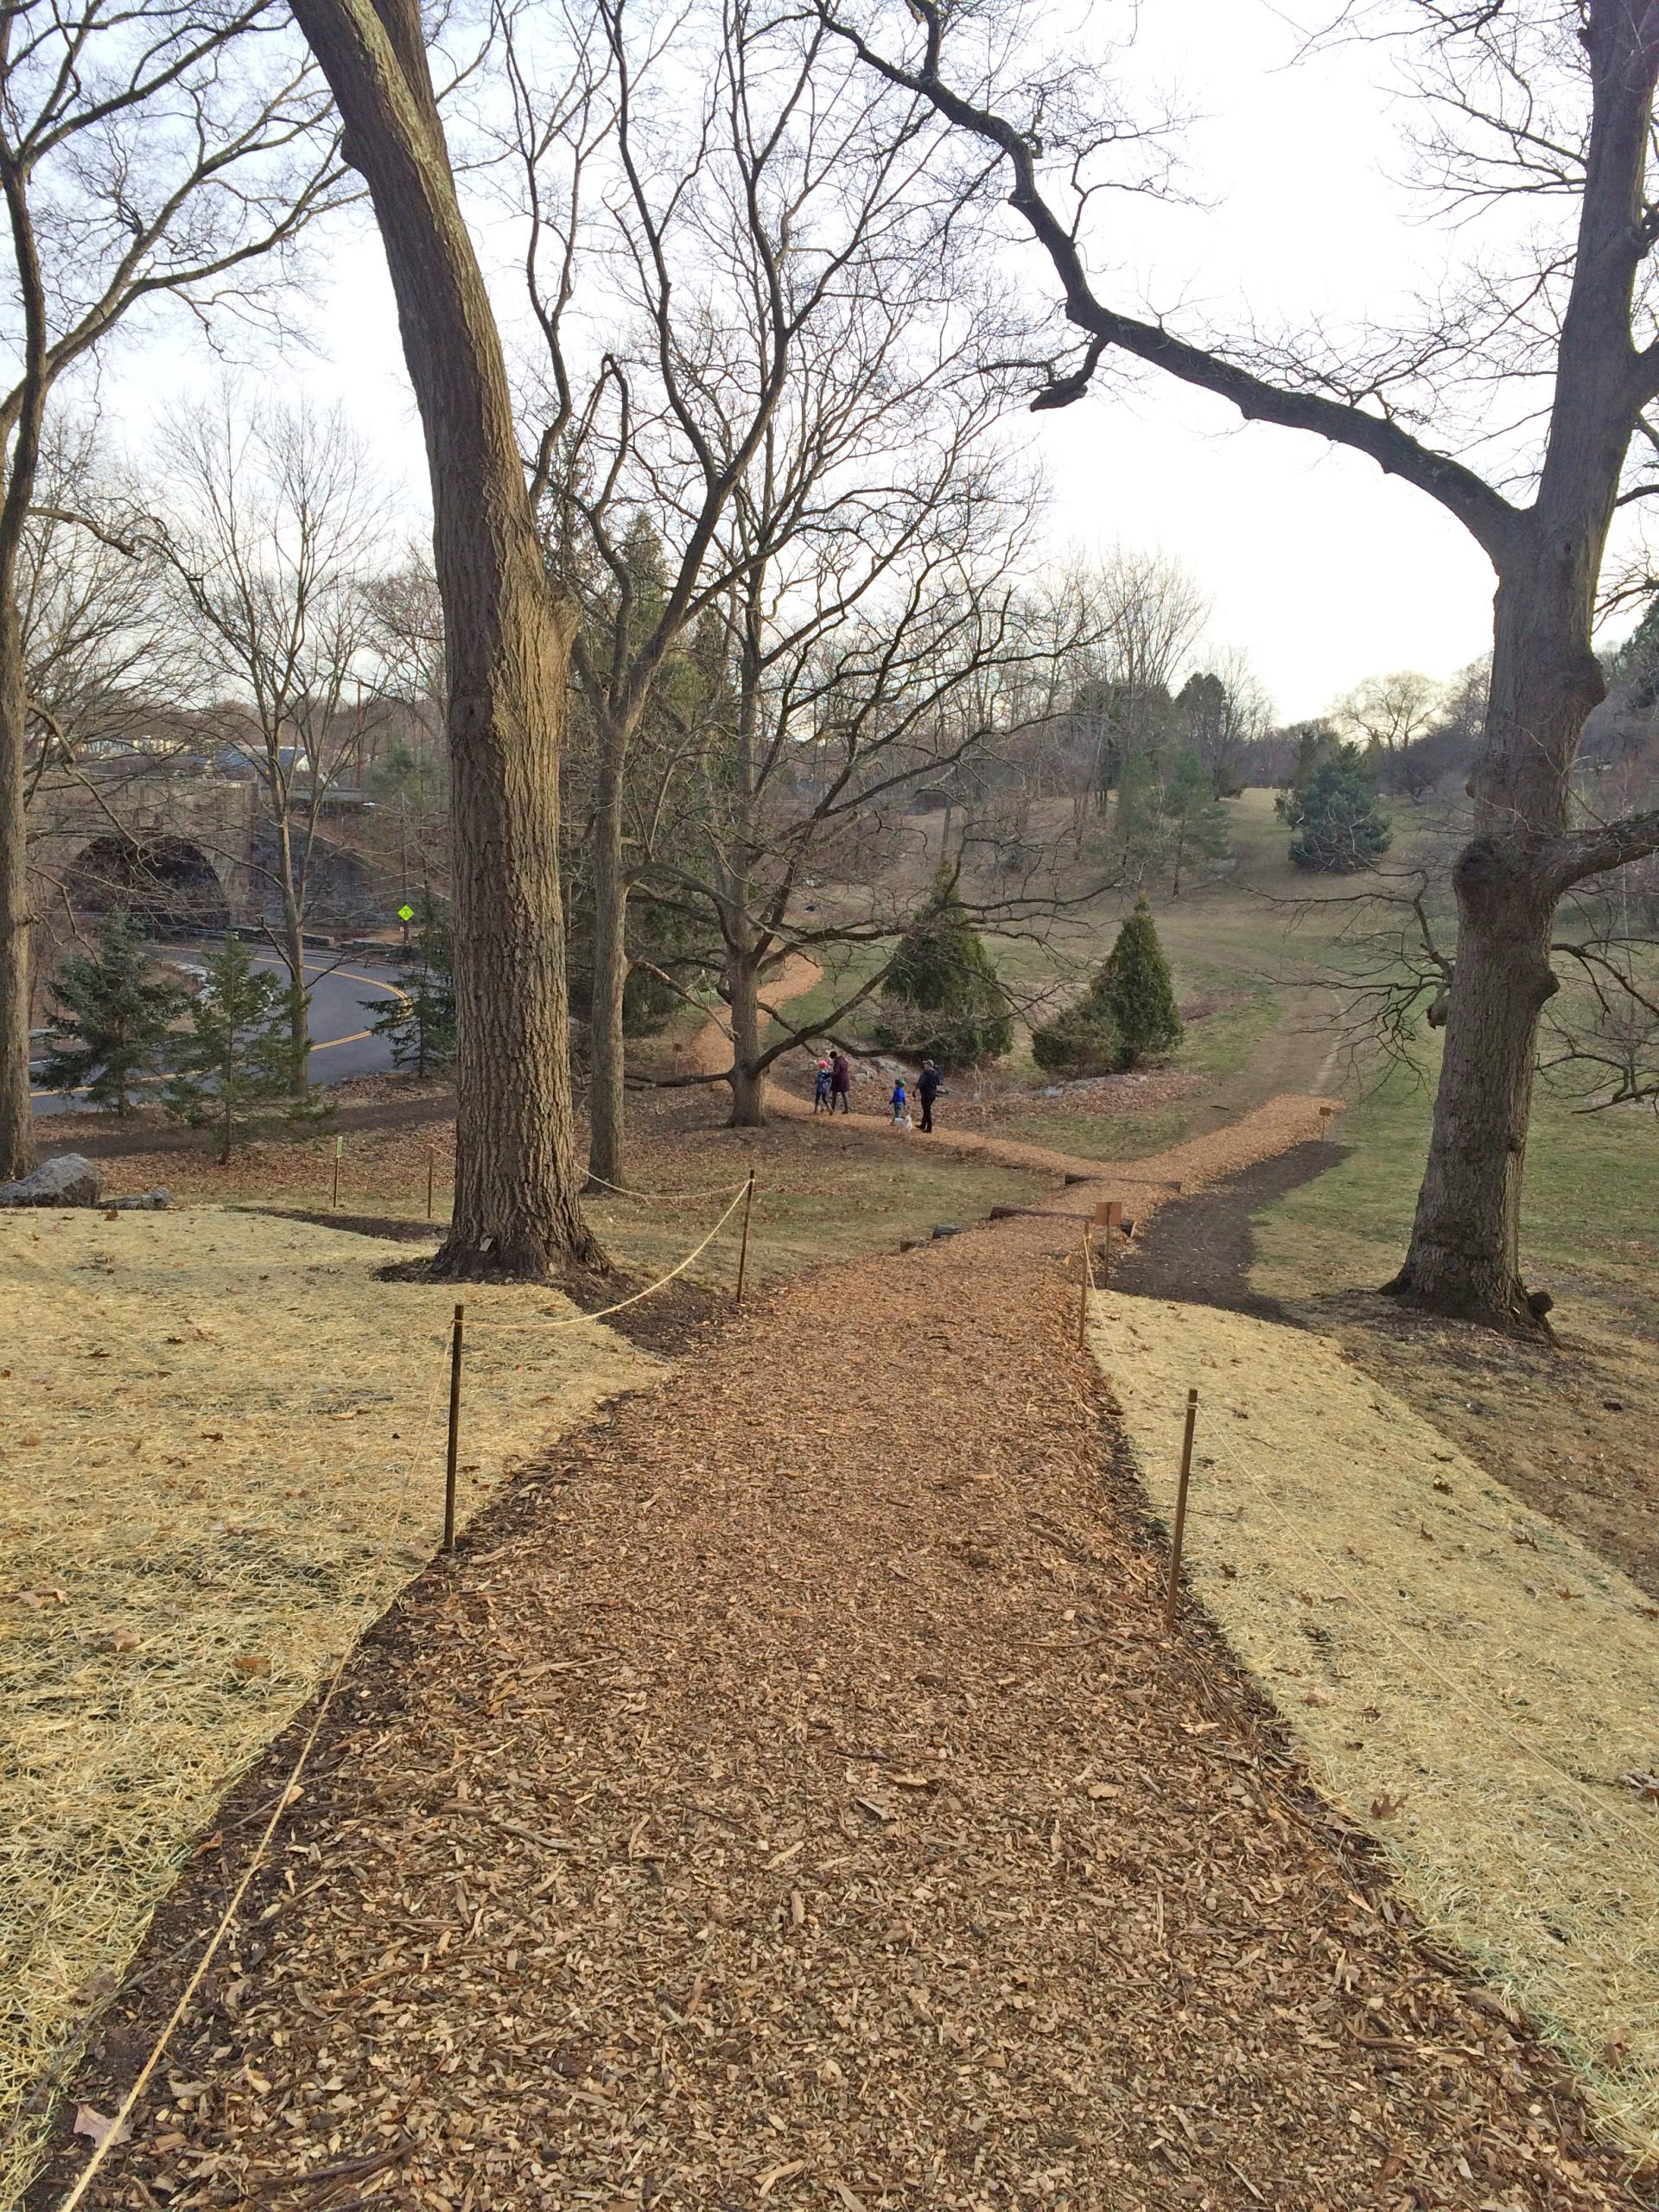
top-left (36, 1194), bottom-right (1654, 2210)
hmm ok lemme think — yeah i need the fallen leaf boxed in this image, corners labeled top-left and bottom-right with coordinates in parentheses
top-left (1370, 1792), bottom-right (1408, 1821)
top-left (233, 1653), bottom-right (270, 1676)
top-left (73, 2104), bottom-right (131, 2152)
top-left (1304, 1689), bottom-right (1336, 1707)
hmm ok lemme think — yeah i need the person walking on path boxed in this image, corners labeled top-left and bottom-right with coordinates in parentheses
top-left (917, 1059), bottom-right (942, 1134)
top-left (889, 1076), bottom-right (910, 1128)
top-left (830, 1052), bottom-right (851, 1113)
top-left (813, 1058), bottom-right (832, 1113)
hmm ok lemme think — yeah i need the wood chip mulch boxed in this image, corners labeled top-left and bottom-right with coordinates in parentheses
top-left (39, 1206), bottom-right (1656, 2212)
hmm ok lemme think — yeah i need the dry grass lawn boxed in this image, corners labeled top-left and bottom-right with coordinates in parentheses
top-left (1090, 1287), bottom-right (1659, 2159)
top-left (0, 1206), bottom-right (661, 2206)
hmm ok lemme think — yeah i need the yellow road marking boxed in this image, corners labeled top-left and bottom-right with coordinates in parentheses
top-left (31, 958), bottom-right (408, 1097)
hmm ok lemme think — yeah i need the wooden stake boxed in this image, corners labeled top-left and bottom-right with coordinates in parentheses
top-left (1165, 1387), bottom-right (1199, 1630)
top-left (331, 1134), bottom-right (341, 1210)
top-left (1319, 1103), bottom-right (1334, 1144)
top-left (734, 1169), bottom-right (756, 1307)
top-left (442, 1302), bottom-right (464, 1554)
top-left (1077, 1223), bottom-right (1092, 1347)
top-left (425, 1141), bottom-right (435, 1221)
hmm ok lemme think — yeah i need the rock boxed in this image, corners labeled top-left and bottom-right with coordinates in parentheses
top-left (105, 1188), bottom-right (169, 1211)
top-left (0, 1154), bottom-right (100, 1207)
top-left (931, 1224), bottom-right (960, 1239)
top-left (1042, 1085), bottom-right (1064, 1097)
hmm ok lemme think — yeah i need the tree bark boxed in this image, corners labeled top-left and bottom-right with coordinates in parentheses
top-left (1387, 2), bottom-right (1652, 1326)
top-left (0, 611), bottom-right (31, 1182)
top-left (1385, 560), bottom-right (1604, 1325)
top-left (288, 0), bottom-right (602, 1278)
top-left (0, 140), bottom-right (48, 1184)
top-left (727, 944), bottom-right (768, 1128)
top-left (277, 855), bottom-right (311, 1097)
top-left (585, 728), bottom-right (629, 1187)
top-left (1383, 846), bottom-right (1560, 1325)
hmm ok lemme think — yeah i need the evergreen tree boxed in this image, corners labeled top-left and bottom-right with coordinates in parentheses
top-left (1274, 718), bottom-right (1341, 817)
top-left (875, 869), bottom-right (1014, 1065)
top-left (39, 913), bottom-right (185, 1113)
top-left (365, 907), bottom-right (457, 1075)
top-left (1099, 899), bottom-right (1184, 1065)
top-left (1284, 744), bottom-right (1393, 873)
top-left (1112, 747), bottom-right (1166, 881)
top-left (1160, 749), bottom-right (1230, 894)
top-left (1030, 989), bottom-right (1122, 1078)
top-left (163, 934), bottom-right (298, 1161)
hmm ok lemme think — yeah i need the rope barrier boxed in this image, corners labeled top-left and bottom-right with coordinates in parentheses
top-left (477, 1183), bottom-right (752, 1334)
top-left (50, 1183), bottom-right (753, 2206)
top-left (54, 1670), bottom-right (346, 2212)
top-left (582, 1167), bottom-right (753, 1204)
top-left (1189, 1414), bottom-right (1659, 1859)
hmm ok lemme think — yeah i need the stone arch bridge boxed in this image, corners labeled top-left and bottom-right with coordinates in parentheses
top-left (28, 763), bottom-right (391, 937)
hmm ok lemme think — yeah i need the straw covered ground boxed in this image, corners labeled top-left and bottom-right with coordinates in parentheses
top-left (0, 1206), bottom-right (662, 2206)
top-left (1090, 1289), bottom-right (1659, 2157)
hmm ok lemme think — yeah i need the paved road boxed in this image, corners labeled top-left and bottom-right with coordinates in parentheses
top-left (29, 944), bottom-right (404, 1117)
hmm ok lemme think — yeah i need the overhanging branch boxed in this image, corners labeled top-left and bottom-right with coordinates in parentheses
top-left (818, 1), bottom-right (1526, 570)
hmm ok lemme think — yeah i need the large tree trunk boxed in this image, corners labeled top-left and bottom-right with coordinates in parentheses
top-left (277, 861), bottom-right (310, 1097)
top-left (727, 944), bottom-right (767, 1128)
top-left (0, 616), bottom-right (32, 1183)
top-left (585, 736), bottom-right (629, 1188)
top-left (1383, 848), bottom-right (1560, 1326)
top-left (1387, 9), bottom-right (1657, 1331)
top-left (1386, 565), bottom-right (1602, 1327)
top-left (289, 0), bottom-right (602, 1279)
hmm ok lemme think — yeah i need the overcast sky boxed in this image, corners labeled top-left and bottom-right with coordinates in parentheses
top-left (111, 0), bottom-right (1520, 723)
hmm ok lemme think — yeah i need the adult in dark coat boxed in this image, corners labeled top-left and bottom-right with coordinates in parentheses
top-left (917, 1059), bottom-right (942, 1133)
top-left (830, 1052), bottom-right (852, 1112)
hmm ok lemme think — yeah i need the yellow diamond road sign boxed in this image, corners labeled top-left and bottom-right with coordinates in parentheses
top-left (397, 904), bottom-right (415, 922)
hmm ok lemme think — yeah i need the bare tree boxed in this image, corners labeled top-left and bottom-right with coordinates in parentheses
top-left (645, 452), bottom-right (1097, 1124)
top-left (825, 0), bottom-right (1659, 1329)
top-left (16, 422), bottom-right (203, 1009)
top-left (499, 0), bottom-right (1030, 1184)
top-left (1332, 668), bottom-right (1446, 798)
top-left (0, 0), bottom-right (344, 1179)
top-left (360, 548), bottom-right (450, 916)
top-left (288, 0), bottom-right (603, 1277)
top-left (18, 424), bottom-right (185, 776)
top-left (156, 391), bottom-right (385, 1089)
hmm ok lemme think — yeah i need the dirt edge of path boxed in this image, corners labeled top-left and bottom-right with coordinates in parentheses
top-left (1110, 1137), bottom-right (1349, 1318)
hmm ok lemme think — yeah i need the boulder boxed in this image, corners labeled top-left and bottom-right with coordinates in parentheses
top-left (0, 1154), bottom-right (100, 1208)
top-left (105, 1189), bottom-right (170, 1211)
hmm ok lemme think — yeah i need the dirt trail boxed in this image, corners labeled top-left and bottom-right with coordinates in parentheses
top-left (687, 951), bottom-right (1341, 1201)
top-left (47, 1152), bottom-right (1649, 2209)
top-left (680, 955), bottom-right (827, 1080)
